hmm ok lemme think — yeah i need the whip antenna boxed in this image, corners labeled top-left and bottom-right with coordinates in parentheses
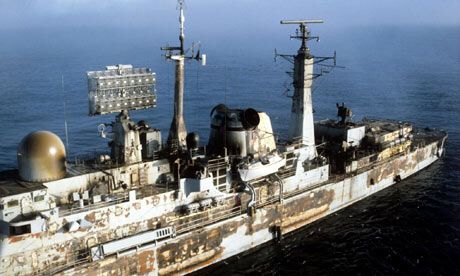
top-left (61, 74), bottom-right (69, 152)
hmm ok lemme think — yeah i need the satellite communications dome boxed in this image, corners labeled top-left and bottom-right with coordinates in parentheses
top-left (17, 131), bottom-right (66, 182)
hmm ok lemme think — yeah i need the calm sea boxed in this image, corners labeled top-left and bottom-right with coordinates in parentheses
top-left (0, 25), bottom-right (459, 274)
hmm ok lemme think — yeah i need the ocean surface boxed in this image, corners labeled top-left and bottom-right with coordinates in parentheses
top-left (0, 25), bottom-right (459, 275)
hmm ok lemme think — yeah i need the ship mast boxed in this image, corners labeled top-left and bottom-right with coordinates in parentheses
top-left (279, 19), bottom-right (335, 161)
top-left (163, 0), bottom-right (205, 150)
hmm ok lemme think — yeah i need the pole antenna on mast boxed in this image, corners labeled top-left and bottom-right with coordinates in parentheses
top-left (162, 0), bottom-right (207, 150)
top-left (61, 74), bottom-right (69, 152)
top-left (276, 19), bottom-right (339, 79)
top-left (178, 0), bottom-right (185, 54)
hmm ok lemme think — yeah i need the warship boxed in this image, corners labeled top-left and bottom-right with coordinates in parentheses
top-left (0, 2), bottom-right (447, 275)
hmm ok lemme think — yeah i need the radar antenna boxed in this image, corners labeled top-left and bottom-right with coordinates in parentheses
top-left (275, 19), bottom-right (339, 79)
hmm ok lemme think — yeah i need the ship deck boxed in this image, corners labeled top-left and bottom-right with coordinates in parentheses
top-left (0, 170), bottom-right (47, 197)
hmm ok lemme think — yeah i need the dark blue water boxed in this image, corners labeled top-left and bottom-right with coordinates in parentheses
top-left (0, 26), bottom-right (459, 274)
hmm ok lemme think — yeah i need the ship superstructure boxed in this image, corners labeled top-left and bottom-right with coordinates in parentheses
top-left (0, 3), bottom-right (447, 275)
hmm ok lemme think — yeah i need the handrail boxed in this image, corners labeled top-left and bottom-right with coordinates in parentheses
top-left (38, 138), bottom-right (443, 275)
top-left (59, 193), bottom-right (129, 217)
top-left (175, 205), bottom-right (243, 234)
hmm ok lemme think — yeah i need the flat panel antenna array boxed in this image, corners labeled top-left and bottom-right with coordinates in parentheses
top-left (86, 64), bottom-right (157, 116)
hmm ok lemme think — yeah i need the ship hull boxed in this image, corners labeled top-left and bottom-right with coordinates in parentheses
top-left (62, 137), bottom-right (445, 275)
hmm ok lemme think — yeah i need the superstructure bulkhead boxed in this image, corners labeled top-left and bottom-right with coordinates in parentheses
top-left (0, 3), bottom-right (447, 275)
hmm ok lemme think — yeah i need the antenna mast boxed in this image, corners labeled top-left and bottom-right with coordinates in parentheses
top-left (163, 0), bottom-right (206, 150)
top-left (61, 74), bottom-right (69, 152)
top-left (178, 0), bottom-right (185, 55)
top-left (277, 19), bottom-right (336, 161)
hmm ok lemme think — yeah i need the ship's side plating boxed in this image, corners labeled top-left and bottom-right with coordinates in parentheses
top-left (3, 135), bottom-right (443, 275)
top-left (0, 136), bottom-right (445, 275)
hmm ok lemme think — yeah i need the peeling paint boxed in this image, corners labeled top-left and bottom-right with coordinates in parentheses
top-left (0, 139), bottom-right (445, 275)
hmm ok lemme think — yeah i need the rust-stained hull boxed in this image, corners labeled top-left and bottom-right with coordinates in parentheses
top-left (49, 138), bottom-right (444, 275)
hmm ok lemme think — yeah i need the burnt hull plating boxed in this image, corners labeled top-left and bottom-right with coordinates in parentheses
top-left (55, 137), bottom-right (445, 275)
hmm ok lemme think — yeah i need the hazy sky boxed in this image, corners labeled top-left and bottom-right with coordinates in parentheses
top-left (1, 0), bottom-right (459, 33)
top-left (0, 0), bottom-right (459, 61)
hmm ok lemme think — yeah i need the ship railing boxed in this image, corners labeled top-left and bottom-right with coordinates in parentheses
top-left (256, 194), bottom-right (281, 208)
top-left (70, 151), bottom-right (121, 171)
top-left (303, 157), bottom-right (327, 171)
top-left (47, 257), bottom-right (90, 275)
top-left (140, 180), bottom-right (181, 196)
top-left (46, 205), bottom-right (243, 274)
top-left (279, 136), bottom-right (305, 150)
top-left (277, 168), bottom-right (296, 179)
top-left (36, 249), bottom-right (91, 275)
top-left (207, 156), bottom-right (228, 170)
top-left (174, 205), bottom-right (243, 234)
top-left (327, 148), bottom-right (410, 183)
top-left (72, 151), bottom-right (110, 163)
top-left (58, 192), bottom-right (130, 217)
top-left (362, 116), bottom-right (412, 125)
top-left (46, 188), bottom-right (315, 275)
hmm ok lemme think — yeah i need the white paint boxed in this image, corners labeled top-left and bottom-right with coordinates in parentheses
top-left (0, 142), bottom-right (442, 274)
top-left (288, 56), bottom-right (317, 161)
top-left (238, 154), bottom-right (286, 182)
